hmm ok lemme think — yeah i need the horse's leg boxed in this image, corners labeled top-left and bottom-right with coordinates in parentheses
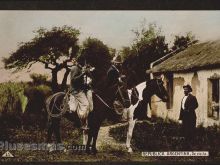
top-left (126, 119), bottom-right (136, 153)
top-left (91, 126), bottom-right (100, 154)
top-left (83, 130), bottom-right (88, 145)
top-left (53, 118), bottom-right (61, 143)
top-left (47, 118), bottom-right (53, 143)
top-left (86, 128), bottom-right (93, 154)
top-left (86, 112), bottom-right (93, 154)
top-left (46, 118), bottom-right (61, 152)
top-left (126, 106), bottom-right (137, 153)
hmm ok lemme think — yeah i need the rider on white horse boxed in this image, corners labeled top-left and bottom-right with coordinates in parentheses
top-left (68, 58), bottom-right (94, 130)
top-left (107, 55), bottom-right (128, 121)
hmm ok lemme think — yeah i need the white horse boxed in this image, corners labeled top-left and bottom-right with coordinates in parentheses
top-left (125, 79), bottom-right (168, 152)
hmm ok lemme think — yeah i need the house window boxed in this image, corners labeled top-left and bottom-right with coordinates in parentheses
top-left (208, 79), bottom-right (219, 120)
top-left (165, 73), bottom-right (173, 109)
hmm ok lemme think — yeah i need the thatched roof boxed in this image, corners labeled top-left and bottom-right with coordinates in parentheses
top-left (149, 40), bottom-right (220, 73)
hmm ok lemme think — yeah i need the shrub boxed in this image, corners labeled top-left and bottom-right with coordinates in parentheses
top-left (109, 118), bottom-right (220, 156)
top-left (30, 73), bottom-right (49, 85)
top-left (22, 85), bottom-right (53, 129)
top-left (0, 82), bottom-right (53, 129)
top-left (0, 82), bottom-right (26, 114)
top-left (24, 85), bottom-right (52, 112)
top-left (0, 82), bottom-right (27, 128)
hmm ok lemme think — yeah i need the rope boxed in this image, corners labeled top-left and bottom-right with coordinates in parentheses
top-left (46, 91), bottom-right (70, 118)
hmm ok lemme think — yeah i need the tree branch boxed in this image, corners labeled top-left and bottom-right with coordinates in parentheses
top-left (44, 63), bottom-right (53, 70)
top-left (37, 59), bottom-right (53, 70)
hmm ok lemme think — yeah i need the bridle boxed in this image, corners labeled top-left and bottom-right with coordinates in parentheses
top-left (115, 85), bottom-right (130, 106)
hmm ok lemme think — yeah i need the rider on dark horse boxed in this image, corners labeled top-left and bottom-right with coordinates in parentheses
top-left (68, 58), bottom-right (94, 131)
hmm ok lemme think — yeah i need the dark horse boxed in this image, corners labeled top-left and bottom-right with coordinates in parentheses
top-left (86, 77), bottom-right (168, 154)
top-left (46, 77), bottom-right (168, 154)
top-left (46, 80), bottom-right (131, 153)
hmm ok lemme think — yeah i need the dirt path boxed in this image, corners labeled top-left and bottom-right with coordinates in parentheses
top-left (97, 122), bottom-right (128, 151)
top-left (96, 120), bottom-right (156, 151)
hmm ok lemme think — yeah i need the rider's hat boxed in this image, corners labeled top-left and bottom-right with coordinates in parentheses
top-left (71, 58), bottom-right (77, 64)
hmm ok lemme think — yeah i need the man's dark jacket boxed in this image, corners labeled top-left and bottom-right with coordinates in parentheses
top-left (70, 65), bottom-right (85, 92)
top-left (107, 65), bottom-right (120, 86)
top-left (179, 94), bottom-right (198, 120)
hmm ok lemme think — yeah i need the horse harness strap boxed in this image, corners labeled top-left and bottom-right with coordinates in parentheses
top-left (94, 86), bottom-right (128, 111)
top-left (93, 93), bottom-right (114, 110)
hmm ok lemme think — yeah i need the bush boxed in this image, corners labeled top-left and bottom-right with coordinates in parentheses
top-left (109, 118), bottom-right (220, 156)
top-left (0, 82), bottom-right (27, 128)
top-left (0, 82), bottom-right (53, 130)
top-left (30, 73), bottom-right (49, 85)
top-left (23, 84), bottom-right (53, 129)
top-left (0, 82), bottom-right (26, 114)
top-left (24, 85), bottom-right (52, 112)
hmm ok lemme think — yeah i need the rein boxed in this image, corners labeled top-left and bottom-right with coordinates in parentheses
top-left (94, 85), bottom-right (129, 115)
top-left (94, 93), bottom-right (114, 110)
top-left (94, 87), bottom-right (128, 109)
top-left (115, 85), bottom-right (130, 103)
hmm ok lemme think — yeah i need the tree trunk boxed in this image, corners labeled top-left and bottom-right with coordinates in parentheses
top-left (61, 68), bottom-right (71, 91)
top-left (51, 69), bottom-right (59, 92)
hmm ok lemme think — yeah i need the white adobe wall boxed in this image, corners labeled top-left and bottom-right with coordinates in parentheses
top-left (151, 68), bottom-right (220, 127)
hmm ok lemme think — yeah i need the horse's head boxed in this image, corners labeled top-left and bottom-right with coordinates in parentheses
top-left (146, 78), bottom-right (168, 102)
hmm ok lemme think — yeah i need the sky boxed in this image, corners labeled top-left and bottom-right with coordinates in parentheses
top-left (0, 10), bottom-right (220, 82)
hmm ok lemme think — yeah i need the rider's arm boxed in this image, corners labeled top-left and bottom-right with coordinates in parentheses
top-left (70, 66), bottom-right (86, 82)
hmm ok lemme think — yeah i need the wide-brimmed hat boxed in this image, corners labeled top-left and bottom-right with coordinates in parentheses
top-left (71, 58), bottom-right (77, 63)
top-left (183, 84), bottom-right (192, 92)
top-left (112, 55), bottom-right (122, 64)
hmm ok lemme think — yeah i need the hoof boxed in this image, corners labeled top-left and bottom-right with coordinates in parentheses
top-left (127, 147), bottom-right (133, 153)
top-left (86, 149), bottom-right (91, 154)
top-left (47, 143), bottom-right (55, 153)
top-left (92, 148), bottom-right (98, 155)
top-left (86, 146), bottom-right (91, 154)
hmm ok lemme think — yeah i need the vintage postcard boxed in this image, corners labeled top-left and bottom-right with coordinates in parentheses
top-left (0, 9), bottom-right (220, 164)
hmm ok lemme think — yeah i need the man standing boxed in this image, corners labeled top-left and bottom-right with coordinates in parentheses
top-left (179, 84), bottom-right (198, 149)
top-left (69, 58), bottom-right (93, 130)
